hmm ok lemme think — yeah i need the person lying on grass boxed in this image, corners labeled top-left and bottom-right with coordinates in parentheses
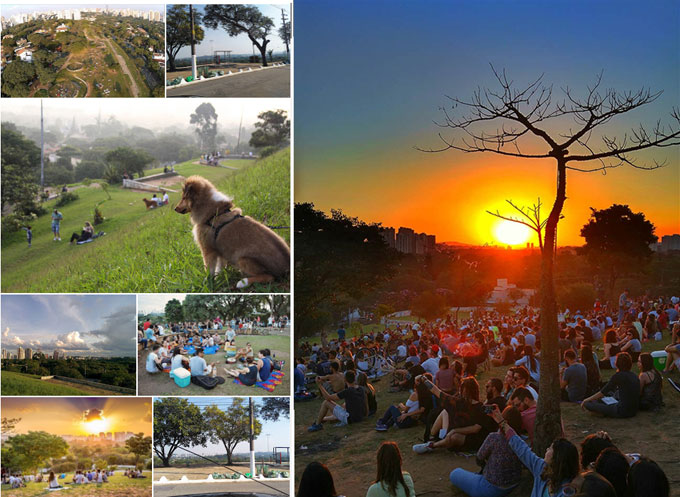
top-left (489, 405), bottom-right (580, 497)
top-left (375, 373), bottom-right (432, 431)
top-left (449, 405), bottom-right (524, 497)
top-left (308, 369), bottom-right (368, 432)
top-left (413, 376), bottom-right (497, 454)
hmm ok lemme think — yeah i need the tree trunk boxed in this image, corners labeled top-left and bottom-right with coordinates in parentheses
top-left (534, 157), bottom-right (567, 456)
top-left (251, 37), bottom-right (269, 66)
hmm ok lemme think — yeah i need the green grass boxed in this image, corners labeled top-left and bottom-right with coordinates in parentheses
top-left (295, 335), bottom-right (680, 497)
top-left (1, 472), bottom-right (151, 497)
top-left (1, 372), bottom-right (96, 396)
top-left (1, 150), bottom-right (290, 293)
top-left (137, 334), bottom-right (290, 396)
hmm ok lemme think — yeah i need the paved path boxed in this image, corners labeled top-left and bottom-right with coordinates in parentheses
top-left (101, 36), bottom-right (139, 97)
top-left (153, 480), bottom-right (290, 496)
top-left (167, 66), bottom-right (289, 98)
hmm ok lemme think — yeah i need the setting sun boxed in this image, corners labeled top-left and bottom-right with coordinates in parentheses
top-left (83, 417), bottom-right (110, 435)
top-left (494, 220), bottom-right (531, 246)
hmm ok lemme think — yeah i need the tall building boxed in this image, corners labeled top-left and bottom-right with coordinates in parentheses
top-left (380, 227), bottom-right (396, 249)
top-left (17, 347), bottom-right (24, 360)
top-left (53, 350), bottom-right (60, 360)
top-left (25, 347), bottom-right (32, 359)
top-left (396, 227), bottom-right (416, 254)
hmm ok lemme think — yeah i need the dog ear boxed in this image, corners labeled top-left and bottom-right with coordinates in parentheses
top-left (183, 183), bottom-right (194, 198)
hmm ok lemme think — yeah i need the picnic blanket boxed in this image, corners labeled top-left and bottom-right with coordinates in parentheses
top-left (233, 370), bottom-right (285, 392)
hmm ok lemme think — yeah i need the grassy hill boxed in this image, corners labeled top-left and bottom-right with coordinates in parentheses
top-left (1, 472), bottom-right (151, 497)
top-left (1, 150), bottom-right (290, 293)
top-left (294, 336), bottom-right (680, 497)
top-left (0, 371), bottom-right (121, 396)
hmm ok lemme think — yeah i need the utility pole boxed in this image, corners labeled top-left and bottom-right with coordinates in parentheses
top-left (280, 8), bottom-right (290, 56)
top-left (249, 397), bottom-right (255, 477)
top-left (40, 100), bottom-right (44, 188)
top-left (189, 5), bottom-right (197, 79)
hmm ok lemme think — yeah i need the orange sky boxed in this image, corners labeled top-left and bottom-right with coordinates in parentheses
top-left (1, 398), bottom-right (152, 436)
top-left (296, 149), bottom-right (679, 246)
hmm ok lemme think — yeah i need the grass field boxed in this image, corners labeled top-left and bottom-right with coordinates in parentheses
top-left (138, 334), bottom-right (290, 396)
top-left (294, 336), bottom-right (680, 497)
top-left (1, 150), bottom-right (290, 293)
top-left (1, 472), bottom-right (151, 497)
top-left (1, 371), bottom-right (129, 396)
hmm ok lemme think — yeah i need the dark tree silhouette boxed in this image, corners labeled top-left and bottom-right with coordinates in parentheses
top-left (422, 66), bottom-right (680, 454)
top-left (580, 204), bottom-right (657, 298)
top-left (203, 5), bottom-right (275, 67)
top-left (190, 102), bottom-right (218, 152)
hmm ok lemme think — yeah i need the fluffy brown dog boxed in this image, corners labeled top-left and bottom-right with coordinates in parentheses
top-left (175, 175), bottom-right (290, 288)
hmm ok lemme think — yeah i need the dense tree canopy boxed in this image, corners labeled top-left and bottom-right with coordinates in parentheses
top-left (153, 397), bottom-right (207, 467)
top-left (190, 102), bottom-right (218, 152)
top-left (249, 110), bottom-right (290, 152)
top-left (166, 5), bottom-right (205, 72)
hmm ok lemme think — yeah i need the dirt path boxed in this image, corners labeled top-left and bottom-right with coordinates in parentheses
top-left (101, 36), bottom-right (139, 97)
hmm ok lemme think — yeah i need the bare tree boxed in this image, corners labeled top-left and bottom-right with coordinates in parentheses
top-left (421, 66), bottom-right (680, 454)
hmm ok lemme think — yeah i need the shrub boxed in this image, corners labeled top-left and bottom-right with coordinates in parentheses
top-left (258, 146), bottom-right (279, 158)
top-left (1, 212), bottom-right (37, 233)
top-left (93, 205), bottom-right (104, 225)
top-left (557, 283), bottom-right (596, 312)
top-left (55, 191), bottom-right (79, 207)
top-left (51, 462), bottom-right (76, 473)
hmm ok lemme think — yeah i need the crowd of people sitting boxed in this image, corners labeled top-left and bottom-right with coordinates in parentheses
top-left (140, 315), bottom-right (285, 390)
top-left (3, 469), bottom-right (118, 489)
top-left (295, 293), bottom-right (678, 497)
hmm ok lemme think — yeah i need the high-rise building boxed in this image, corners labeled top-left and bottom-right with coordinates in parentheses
top-left (25, 347), bottom-right (32, 359)
top-left (396, 227), bottom-right (415, 254)
top-left (381, 228), bottom-right (396, 249)
top-left (53, 350), bottom-right (60, 360)
top-left (17, 347), bottom-right (24, 360)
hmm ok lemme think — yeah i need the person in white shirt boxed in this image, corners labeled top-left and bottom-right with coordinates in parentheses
top-left (145, 345), bottom-right (163, 373)
top-left (420, 352), bottom-right (440, 376)
top-left (162, 192), bottom-right (169, 205)
top-left (170, 347), bottom-right (187, 372)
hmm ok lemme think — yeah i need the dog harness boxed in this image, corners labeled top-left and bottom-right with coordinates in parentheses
top-left (204, 207), bottom-right (244, 241)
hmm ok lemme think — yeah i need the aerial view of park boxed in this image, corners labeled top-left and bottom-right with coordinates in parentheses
top-left (1, 5), bottom-right (165, 97)
top-left (1, 98), bottom-right (290, 293)
top-left (293, 1), bottom-right (679, 497)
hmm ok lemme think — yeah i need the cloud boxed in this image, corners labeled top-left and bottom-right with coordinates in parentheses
top-left (10, 336), bottom-right (25, 346)
top-left (52, 331), bottom-right (89, 351)
top-left (3, 327), bottom-right (9, 337)
top-left (86, 304), bottom-right (136, 357)
top-left (29, 339), bottom-right (41, 347)
top-left (83, 409), bottom-right (104, 422)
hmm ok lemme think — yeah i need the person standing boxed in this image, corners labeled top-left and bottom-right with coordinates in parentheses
top-left (22, 225), bottom-right (32, 247)
top-left (618, 289), bottom-right (629, 325)
top-left (51, 209), bottom-right (63, 241)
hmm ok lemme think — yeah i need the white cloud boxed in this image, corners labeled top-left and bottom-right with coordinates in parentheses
top-left (10, 336), bottom-right (25, 346)
top-left (3, 327), bottom-right (9, 337)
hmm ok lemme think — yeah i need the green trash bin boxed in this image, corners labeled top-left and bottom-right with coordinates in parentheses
top-left (651, 350), bottom-right (667, 371)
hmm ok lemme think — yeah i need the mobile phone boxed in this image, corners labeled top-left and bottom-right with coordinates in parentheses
top-left (484, 405), bottom-right (495, 415)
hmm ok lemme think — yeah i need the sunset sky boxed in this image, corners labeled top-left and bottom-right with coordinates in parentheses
top-left (294, 0), bottom-right (680, 246)
top-left (1, 397), bottom-right (152, 436)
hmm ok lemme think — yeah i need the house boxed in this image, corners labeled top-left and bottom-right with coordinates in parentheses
top-left (15, 46), bottom-right (32, 63)
top-left (56, 23), bottom-right (69, 33)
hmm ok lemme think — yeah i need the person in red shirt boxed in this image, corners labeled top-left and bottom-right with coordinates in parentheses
top-left (509, 387), bottom-right (536, 444)
top-left (143, 319), bottom-right (151, 331)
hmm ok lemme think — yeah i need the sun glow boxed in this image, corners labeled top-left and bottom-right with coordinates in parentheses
top-left (493, 220), bottom-right (531, 246)
top-left (83, 418), bottom-right (110, 434)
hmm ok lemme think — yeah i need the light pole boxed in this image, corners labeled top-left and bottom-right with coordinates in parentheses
top-left (189, 5), bottom-right (197, 79)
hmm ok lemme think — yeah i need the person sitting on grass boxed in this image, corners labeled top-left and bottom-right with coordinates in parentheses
top-left (593, 447), bottom-right (629, 497)
top-left (189, 347), bottom-right (223, 386)
top-left (579, 432), bottom-right (615, 471)
top-left (435, 356), bottom-right (457, 395)
top-left (560, 349), bottom-right (588, 402)
top-left (225, 356), bottom-right (259, 386)
top-left (489, 406), bottom-right (580, 497)
top-left (318, 362), bottom-right (346, 394)
top-left (662, 323), bottom-right (680, 373)
top-left (366, 442), bottom-right (415, 497)
top-left (511, 366), bottom-right (538, 400)
top-left (626, 456), bottom-right (670, 497)
top-left (580, 343), bottom-right (601, 396)
top-left (375, 373), bottom-right (432, 431)
top-left (582, 352), bottom-right (640, 418)
top-left (515, 345), bottom-right (540, 383)
top-left (449, 406), bottom-right (524, 497)
top-left (412, 376), bottom-right (497, 454)
top-left (599, 329), bottom-right (622, 369)
top-left (637, 352), bottom-right (663, 412)
top-left (233, 342), bottom-right (253, 363)
top-left (257, 349), bottom-right (273, 382)
top-left (357, 372), bottom-right (378, 416)
top-left (484, 377), bottom-right (507, 411)
top-left (170, 346), bottom-right (189, 372)
top-left (225, 327), bottom-right (236, 345)
top-left (308, 370), bottom-right (368, 432)
top-left (48, 471), bottom-right (62, 489)
top-left (297, 461), bottom-right (345, 497)
top-left (564, 471), bottom-right (617, 497)
top-left (145, 344), bottom-right (163, 373)
top-left (69, 221), bottom-right (94, 244)
top-left (508, 387), bottom-right (537, 444)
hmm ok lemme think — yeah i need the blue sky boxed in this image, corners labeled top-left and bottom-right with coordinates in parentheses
top-left (159, 397), bottom-right (291, 457)
top-left (294, 0), bottom-right (679, 245)
top-left (171, 4), bottom-right (291, 58)
top-left (1, 294), bottom-right (136, 356)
